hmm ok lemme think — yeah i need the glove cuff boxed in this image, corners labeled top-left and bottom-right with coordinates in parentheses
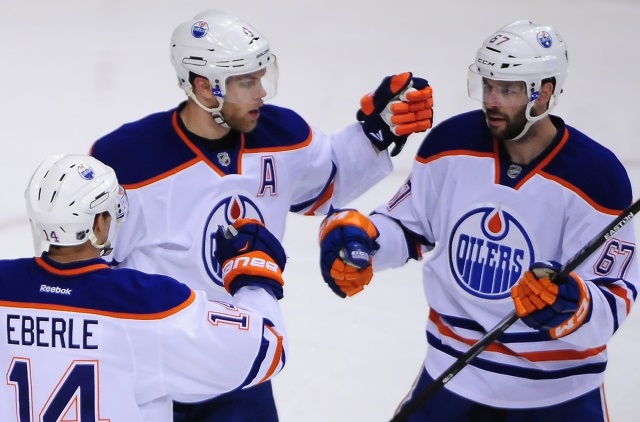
top-left (222, 251), bottom-right (284, 297)
top-left (360, 118), bottom-right (407, 153)
top-left (228, 275), bottom-right (284, 300)
top-left (548, 272), bottom-right (591, 339)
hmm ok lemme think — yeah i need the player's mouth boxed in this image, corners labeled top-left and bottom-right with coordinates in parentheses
top-left (485, 112), bottom-right (506, 128)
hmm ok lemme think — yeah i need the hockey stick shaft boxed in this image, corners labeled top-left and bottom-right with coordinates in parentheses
top-left (391, 198), bottom-right (640, 422)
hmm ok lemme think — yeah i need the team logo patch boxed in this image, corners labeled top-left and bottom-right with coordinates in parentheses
top-left (449, 207), bottom-right (534, 299)
top-left (537, 31), bottom-right (552, 48)
top-left (201, 193), bottom-right (265, 286)
top-left (191, 21), bottom-right (209, 38)
top-left (76, 163), bottom-right (95, 180)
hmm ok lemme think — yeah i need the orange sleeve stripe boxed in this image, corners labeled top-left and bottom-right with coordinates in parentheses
top-left (304, 182), bottom-right (334, 216)
top-left (605, 284), bottom-right (633, 315)
top-left (0, 290), bottom-right (196, 321)
top-left (429, 309), bottom-right (606, 362)
top-left (259, 324), bottom-right (284, 383)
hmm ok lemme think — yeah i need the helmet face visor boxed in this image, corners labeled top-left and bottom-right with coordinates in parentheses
top-left (467, 67), bottom-right (531, 107)
top-left (218, 59), bottom-right (278, 104)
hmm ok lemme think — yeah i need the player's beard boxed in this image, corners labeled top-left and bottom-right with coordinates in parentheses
top-left (485, 103), bottom-right (528, 141)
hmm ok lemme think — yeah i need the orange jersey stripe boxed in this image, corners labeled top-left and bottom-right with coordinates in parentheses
top-left (429, 310), bottom-right (606, 362)
top-left (35, 257), bottom-right (109, 275)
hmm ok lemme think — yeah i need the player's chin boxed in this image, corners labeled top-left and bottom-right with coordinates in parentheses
top-left (235, 116), bottom-right (259, 133)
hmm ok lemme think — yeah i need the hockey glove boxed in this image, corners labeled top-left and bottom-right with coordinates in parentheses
top-left (214, 218), bottom-right (287, 299)
top-left (357, 72), bottom-right (433, 157)
top-left (319, 208), bottom-right (380, 298)
top-left (511, 261), bottom-right (591, 339)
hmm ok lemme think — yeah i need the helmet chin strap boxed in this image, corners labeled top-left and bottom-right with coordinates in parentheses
top-left (185, 87), bottom-right (230, 128)
top-left (88, 221), bottom-right (122, 257)
top-left (505, 96), bottom-right (557, 141)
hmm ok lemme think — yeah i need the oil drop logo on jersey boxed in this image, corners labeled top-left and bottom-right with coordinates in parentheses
top-left (202, 193), bottom-right (264, 287)
top-left (448, 206), bottom-right (534, 299)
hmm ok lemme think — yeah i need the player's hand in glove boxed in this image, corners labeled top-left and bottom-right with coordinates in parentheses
top-left (214, 218), bottom-right (287, 299)
top-left (511, 261), bottom-right (591, 339)
top-left (357, 72), bottom-right (433, 157)
top-left (319, 208), bottom-right (380, 298)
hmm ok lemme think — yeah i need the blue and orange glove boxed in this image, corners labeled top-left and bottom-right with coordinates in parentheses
top-left (357, 72), bottom-right (433, 157)
top-left (214, 218), bottom-right (287, 299)
top-left (319, 208), bottom-right (380, 298)
top-left (511, 261), bottom-right (592, 339)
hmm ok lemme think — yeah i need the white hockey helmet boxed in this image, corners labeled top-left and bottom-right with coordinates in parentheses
top-left (468, 20), bottom-right (569, 139)
top-left (170, 9), bottom-right (278, 122)
top-left (25, 154), bottom-right (128, 254)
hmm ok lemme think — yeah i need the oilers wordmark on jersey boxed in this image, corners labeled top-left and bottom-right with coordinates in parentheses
top-left (449, 206), bottom-right (534, 299)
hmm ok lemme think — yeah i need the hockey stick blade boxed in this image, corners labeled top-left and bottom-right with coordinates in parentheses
top-left (390, 198), bottom-right (640, 422)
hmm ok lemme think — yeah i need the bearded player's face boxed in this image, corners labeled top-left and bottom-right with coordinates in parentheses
top-left (481, 79), bottom-right (529, 141)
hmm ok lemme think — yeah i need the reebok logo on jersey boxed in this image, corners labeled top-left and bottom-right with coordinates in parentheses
top-left (40, 284), bottom-right (72, 295)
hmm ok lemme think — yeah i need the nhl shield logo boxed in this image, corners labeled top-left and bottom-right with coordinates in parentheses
top-left (448, 207), bottom-right (535, 299)
top-left (217, 152), bottom-right (231, 167)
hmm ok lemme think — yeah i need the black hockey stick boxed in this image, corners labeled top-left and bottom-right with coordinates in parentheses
top-left (390, 197), bottom-right (640, 422)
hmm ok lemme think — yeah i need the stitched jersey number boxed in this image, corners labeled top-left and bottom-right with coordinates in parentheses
top-left (7, 358), bottom-right (108, 422)
top-left (209, 302), bottom-right (250, 330)
top-left (594, 239), bottom-right (636, 277)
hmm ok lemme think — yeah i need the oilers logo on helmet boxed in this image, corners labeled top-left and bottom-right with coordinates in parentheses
top-left (448, 207), bottom-right (534, 299)
top-left (191, 21), bottom-right (208, 38)
top-left (537, 31), bottom-right (552, 48)
top-left (77, 163), bottom-right (95, 180)
top-left (202, 193), bottom-right (265, 286)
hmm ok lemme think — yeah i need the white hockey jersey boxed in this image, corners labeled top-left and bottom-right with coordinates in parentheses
top-left (90, 103), bottom-right (391, 300)
top-left (372, 110), bottom-right (638, 408)
top-left (0, 254), bottom-right (286, 421)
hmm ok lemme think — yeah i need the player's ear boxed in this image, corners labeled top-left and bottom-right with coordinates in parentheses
top-left (192, 76), bottom-right (220, 107)
top-left (538, 80), bottom-right (555, 104)
top-left (193, 76), bottom-right (211, 93)
top-left (93, 212), bottom-right (111, 240)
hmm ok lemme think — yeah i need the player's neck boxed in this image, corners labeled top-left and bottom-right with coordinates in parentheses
top-left (46, 243), bottom-right (101, 264)
top-left (180, 101), bottom-right (230, 140)
top-left (502, 117), bottom-right (557, 165)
